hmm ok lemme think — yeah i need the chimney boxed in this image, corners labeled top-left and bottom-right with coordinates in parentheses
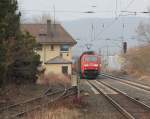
top-left (47, 20), bottom-right (51, 36)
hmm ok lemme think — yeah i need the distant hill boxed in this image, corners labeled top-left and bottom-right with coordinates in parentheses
top-left (62, 17), bottom-right (149, 56)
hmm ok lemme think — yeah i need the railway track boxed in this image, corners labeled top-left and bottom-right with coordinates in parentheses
top-left (101, 73), bottom-right (150, 92)
top-left (0, 87), bottom-right (76, 119)
top-left (88, 80), bottom-right (150, 119)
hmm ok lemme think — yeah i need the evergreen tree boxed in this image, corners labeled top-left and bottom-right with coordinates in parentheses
top-left (0, 0), bottom-right (20, 40)
top-left (7, 32), bottom-right (41, 83)
top-left (0, 0), bottom-right (40, 85)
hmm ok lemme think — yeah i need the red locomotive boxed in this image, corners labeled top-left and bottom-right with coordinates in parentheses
top-left (78, 51), bottom-right (101, 79)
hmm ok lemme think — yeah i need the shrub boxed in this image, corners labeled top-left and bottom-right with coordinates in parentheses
top-left (122, 44), bottom-right (150, 76)
top-left (36, 72), bottom-right (71, 87)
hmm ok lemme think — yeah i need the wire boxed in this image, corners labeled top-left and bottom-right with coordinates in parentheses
top-left (81, 0), bottom-right (136, 51)
top-left (125, 0), bottom-right (135, 10)
top-left (95, 0), bottom-right (136, 41)
top-left (20, 9), bottom-right (114, 14)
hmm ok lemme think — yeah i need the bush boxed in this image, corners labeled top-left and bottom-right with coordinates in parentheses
top-left (36, 72), bottom-right (71, 87)
top-left (25, 98), bottom-right (81, 119)
top-left (7, 53), bottom-right (40, 84)
top-left (122, 44), bottom-right (150, 76)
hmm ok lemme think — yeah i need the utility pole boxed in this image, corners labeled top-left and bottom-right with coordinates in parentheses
top-left (121, 23), bottom-right (125, 53)
top-left (106, 45), bottom-right (109, 72)
top-left (105, 38), bottom-right (110, 72)
top-left (99, 48), bottom-right (101, 56)
top-left (115, 0), bottom-right (118, 17)
top-left (91, 24), bottom-right (94, 41)
top-left (122, 23), bottom-right (125, 40)
top-left (53, 5), bottom-right (55, 24)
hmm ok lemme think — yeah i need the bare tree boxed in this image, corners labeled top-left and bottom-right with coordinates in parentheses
top-left (20, 14), bottom-right (54, 24)
top-left (136, 9), bottom-right (150, 43)
top-left (31, 14), bottom-right (53, 24)
top-left (137, 22), bottom-right (150, 43)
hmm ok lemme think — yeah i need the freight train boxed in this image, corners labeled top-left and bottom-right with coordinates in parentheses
top-left (75, 51), bottom-right (101, 79)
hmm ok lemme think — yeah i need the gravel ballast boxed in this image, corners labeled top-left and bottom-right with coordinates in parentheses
top-left (78, 80), bottom-right (126, 119)
top-left (100, 78), bottom-right (150, 106)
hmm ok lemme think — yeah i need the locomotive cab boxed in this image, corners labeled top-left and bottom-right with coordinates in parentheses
top-left (79, 51), bottom-right (101, 79)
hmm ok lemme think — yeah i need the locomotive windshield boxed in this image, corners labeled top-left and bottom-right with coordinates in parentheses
top-left (85, 56), bottom-right (97, 62)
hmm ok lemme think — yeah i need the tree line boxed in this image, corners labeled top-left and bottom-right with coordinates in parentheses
top-left (0, 0), bottom-right (40, 86)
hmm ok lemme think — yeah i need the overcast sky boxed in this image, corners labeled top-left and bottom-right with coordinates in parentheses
top-left (18, 0), bottom-right (150, 21)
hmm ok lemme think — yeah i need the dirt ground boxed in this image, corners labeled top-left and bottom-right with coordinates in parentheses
top-left (0, 73), bottom-right (71, 109)
top-left (0, 77), bottom-right (127, 119)
top-left (0, 84), bottom-right (50, 108)
top-left (23, 79), bottom-right (126, 119)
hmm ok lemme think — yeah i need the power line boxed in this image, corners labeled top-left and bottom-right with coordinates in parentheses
top-left (125, 0), bottom-right (135, 9)
top-left (81, 0), bottom-right (136, 51)
top-left (20, 9), bottom-right (114, 14)
top-left (121, 11), bottom-right (150, 15)
top-left (21, 9), bottom-right (149, 15)
top-left (95, 0), bottom-right (136, 41)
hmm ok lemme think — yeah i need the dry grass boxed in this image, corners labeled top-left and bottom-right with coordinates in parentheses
top-left (106, 70), bottom-right (127, 76)
top-left (26, 108), bottom-right (80, 119)
top-left (24, 97), bottom-right (86, 119)
top-left (0, 83), bottom-right (49, 108)
top-left (36, 72), bottom-right (71, 87)
top-left (122, 44), bottom-right (150, 77)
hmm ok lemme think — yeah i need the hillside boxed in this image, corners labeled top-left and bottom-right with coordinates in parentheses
top-left (62, 17), bottom-right (149, 56)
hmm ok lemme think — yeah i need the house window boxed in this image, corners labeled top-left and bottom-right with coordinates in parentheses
top-left (60, 45), bottom-right (69, 52)
top-left (62, 66), bottom-right (68, 75)
top-left (50, 45), bottom-right (54, 51)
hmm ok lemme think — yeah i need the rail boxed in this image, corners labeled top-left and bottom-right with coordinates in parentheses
top-left (88, 80), bottom-right (150, 119)
top-left (0, 87), bottom-right (76, 119)
top-left (101, 73), bottom-right (150, 92)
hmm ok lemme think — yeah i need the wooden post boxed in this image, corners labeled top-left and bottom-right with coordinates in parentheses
top-left (77, 74), bottom-right (80, 99)
top-left (71, 74), bottom-right (80, 103)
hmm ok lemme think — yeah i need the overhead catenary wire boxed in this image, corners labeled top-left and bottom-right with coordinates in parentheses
top-left (20, 9), bottom-right (114, 14)
top-left (82, 0), bottom-right (136, 51)
top-left (95, 0), bottom-right (136, 41)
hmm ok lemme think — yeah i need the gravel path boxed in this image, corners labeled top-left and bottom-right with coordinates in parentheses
top-left (100, 78), bottom-right (150, 106)
top-left (78, 80), bottom-right (126, 119)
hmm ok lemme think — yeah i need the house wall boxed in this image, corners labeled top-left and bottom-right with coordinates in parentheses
top-left (37, 44), bottom-right (72, 63)
top-left (45, 64), bottom-right (72, 75)
top-left (36, 44), bottom-right (73, 75)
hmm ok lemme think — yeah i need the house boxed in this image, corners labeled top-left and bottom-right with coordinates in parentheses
top-left (22, 20), bottom-right (77, 75)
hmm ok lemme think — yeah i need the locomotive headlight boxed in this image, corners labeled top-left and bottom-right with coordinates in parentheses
top-left (84, 64), bottom-right (89, 67)
top-left (93, 64), bottom-right (98, 67)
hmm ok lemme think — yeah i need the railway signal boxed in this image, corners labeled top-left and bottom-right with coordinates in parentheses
top-left (123, 41), bottom-right (127, 54)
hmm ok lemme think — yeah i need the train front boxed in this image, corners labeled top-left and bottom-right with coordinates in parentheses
top-left (81, 55), bottom-right (100, 79)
